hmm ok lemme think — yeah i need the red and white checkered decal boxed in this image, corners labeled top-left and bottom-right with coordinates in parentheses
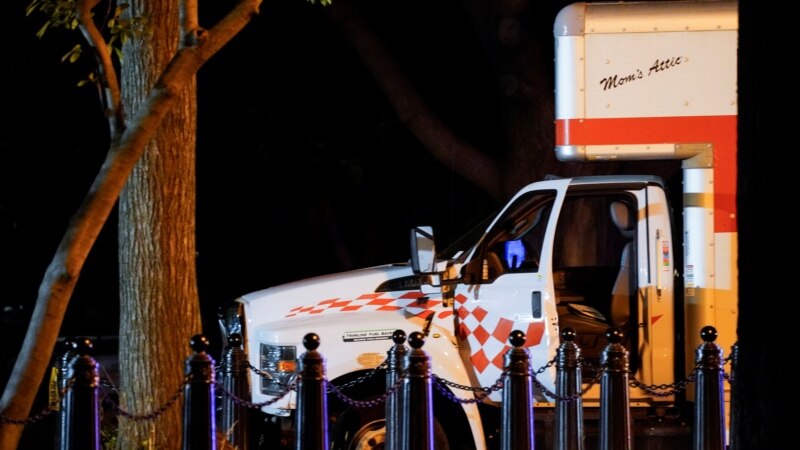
top-left (285, 291), bottom-right (453, 320)
top-left (455, 293), bottom-right (544, 373)
top-left (285, 291), bottom-right (540, 374)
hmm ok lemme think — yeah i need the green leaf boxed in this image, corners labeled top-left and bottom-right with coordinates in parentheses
top-left (114, 47), bottom-right (123, 62)
top-left (35, 21), bottom-right (50, 39)
top-left (60, 44), bottom-right (81, 63)
top-left (77, 72), bottom-right (97, 87)
top-left (26, 0), bottom-right (41, 16)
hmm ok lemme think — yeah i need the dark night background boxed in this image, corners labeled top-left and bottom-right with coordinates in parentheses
top-left (0, 0), bottom-right (788, 447)
top-left (0, 0), bottom-right (565, 363)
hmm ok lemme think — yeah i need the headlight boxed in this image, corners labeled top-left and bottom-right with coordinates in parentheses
top-left (260, 343), bottom-right (297, 395)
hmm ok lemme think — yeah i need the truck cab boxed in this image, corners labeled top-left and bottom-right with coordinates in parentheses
top-left (439, 175), bottom-right (676, 404)
top-left (228, 174), bottom-right (679, 449)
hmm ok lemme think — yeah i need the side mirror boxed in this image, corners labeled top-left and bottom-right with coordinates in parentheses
top-left (410, 226), bottom-right (436, 274)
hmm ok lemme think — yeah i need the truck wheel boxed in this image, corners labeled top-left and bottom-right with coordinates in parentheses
top-left (329, 404), bottom-right (450, 450)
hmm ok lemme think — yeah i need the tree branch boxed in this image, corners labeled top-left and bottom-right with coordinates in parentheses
top-left (180, 0), bottom-right (200, 47)
top-left (202, 0), bottom-right (261, 55)
top-left (75, 0), bottom-right (124, 137)
top-left (327, 0), bottom-right (502, 199)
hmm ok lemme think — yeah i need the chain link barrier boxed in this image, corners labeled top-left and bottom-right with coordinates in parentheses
top-left (531, 357), bottom-right (606, 402)
top-left (217, 379), bottom-right (296, 409)
top-left (0, 377), bottom-right (75, 425)
top-left (329, 359), bottom-right (388, 391)
top-left (101, 376), bottom-right (192, 421)
top-left (626, 343), bottom-right (736, 396)
top-left (433, 368), bottom-right (508, 404)
top-left (0, 338), bottom-right (739, 426)
top-left (327, 377), bottom-right (404, 408)
top-left (1, 373), bottom-right (191, 426)
top-left (628, 365), bottom-right (699, 397)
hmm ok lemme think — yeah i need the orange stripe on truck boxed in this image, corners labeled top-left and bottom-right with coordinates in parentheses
top-left (555, 115), bottom-right (737, 233)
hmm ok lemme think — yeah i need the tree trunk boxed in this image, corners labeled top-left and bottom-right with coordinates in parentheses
top-left (117, 1), bottom-right (201, 448)
top-left (1, 1), bottom-right (259, 448)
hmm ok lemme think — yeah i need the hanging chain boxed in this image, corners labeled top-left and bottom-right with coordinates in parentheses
top-left (331, 359), bottom-right (389, 391)
top-left (530, 363), bottom-right (605, 402)
top-left (217, 381), bottom-right (296, 409)
top-left (433, 368), bottom-right (508, 404)
top-left (107, 376), bottom-right (192, 421)
top-left (0, 378), bottom-right (76, 425)
top-left (327, 377), bottom-right (403, 408)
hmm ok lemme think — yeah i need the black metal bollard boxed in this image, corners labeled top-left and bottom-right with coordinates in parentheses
top-left (182, 335), bottom-right (217, 450)
top-left (400, 331), bottom-right (433, 450)
top-left (218, 333), bottom-right (249, 450)
top-left (55, 337), bottom-right (78, 450)
top-left (386, 329), bottom-right (408, 450)
top-left (62, 338), bottom-right (100, 450)
top-left (295, 333), bottom-right (329, 450)
top-left (556, 327), bottom-right (584, 450)
top-left (693, 326), bottom-right (726, 450)
top-left (500, 330), bottom-right (535, 450)
top-left (598, 328), bottom-right (632, 450)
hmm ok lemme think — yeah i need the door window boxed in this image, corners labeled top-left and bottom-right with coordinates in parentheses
top-left (463, 191), bottom-right (556, 282)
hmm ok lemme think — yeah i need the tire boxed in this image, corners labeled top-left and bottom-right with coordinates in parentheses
top-left (329, 402), bottom-right (450, 450)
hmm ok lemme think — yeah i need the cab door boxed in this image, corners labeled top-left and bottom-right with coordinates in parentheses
top-left (453, 178), bottom-right (569, 400)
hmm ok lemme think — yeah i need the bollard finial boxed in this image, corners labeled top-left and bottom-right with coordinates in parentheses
top-left (303, 333), bottom-right (320, 351)
top-left (190, 334), bottom-right (209, 353)
top-left (228, 333), bottom-right (243, 348)
top-left (700, 326), bottom-right (718, 342)
top-left (75, 337), bottom-right (93, 356)
top-left (509, 330), bottom-right (526, 347)
top-left (605, 328), bottom-right (624, 344)
top-left (408, 331), bottom-right (425, 349)
top-left (560, 327), bottom-right (576, 342)
top-left (63, 336), bottom-right (79, 352)
top-left (392, 329), bottom-right (407, 345)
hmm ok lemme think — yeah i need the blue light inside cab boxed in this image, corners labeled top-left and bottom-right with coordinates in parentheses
top-left (505, 240), bottom-right (525, 269)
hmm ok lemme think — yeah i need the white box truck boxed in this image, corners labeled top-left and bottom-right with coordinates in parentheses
top-left (222, 1), bottom-right (738, 448)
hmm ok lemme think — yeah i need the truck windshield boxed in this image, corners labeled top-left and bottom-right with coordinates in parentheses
top-left (478, 190), bottom-right (556, 274)
top-left (438, 210), bottom-right (499, 262)
top-left (451, 190), bottom-right (557, 284)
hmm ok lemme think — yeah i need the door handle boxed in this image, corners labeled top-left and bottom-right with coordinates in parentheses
top-left (531, 291), bottom-right (542, 319)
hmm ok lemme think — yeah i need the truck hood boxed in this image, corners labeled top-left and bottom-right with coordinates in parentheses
top-left (239, 263), bottom-right (446, 345)
top-left (240, 263), bottom-right (422, 306)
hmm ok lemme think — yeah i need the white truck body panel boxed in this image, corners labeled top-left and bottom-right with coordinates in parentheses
top-left (554, 0), bottom-right (738, 374)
